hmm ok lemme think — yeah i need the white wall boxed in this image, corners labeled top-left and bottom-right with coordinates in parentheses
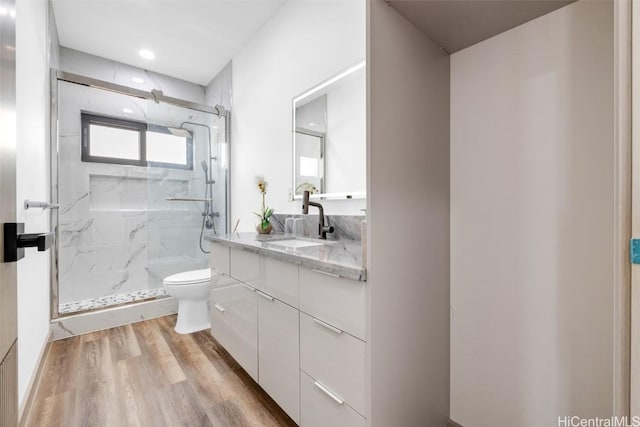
top-left (450, 1), bottom-right (614, 425)
top-left (231, 0), bottom-right (365, 231)
top-left (367, 0), bottom-right (450, 425)
top-left (205, 61), bottom-right (232, 111)
top-left (15, 0), bottom-right (52, 411)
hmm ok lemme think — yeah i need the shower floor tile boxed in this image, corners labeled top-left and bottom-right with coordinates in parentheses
top-left (59, 288), bottom-right (169, 314)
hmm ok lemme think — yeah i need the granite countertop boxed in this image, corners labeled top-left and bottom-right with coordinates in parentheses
top-left (205, 232), bottom-right (366, 282)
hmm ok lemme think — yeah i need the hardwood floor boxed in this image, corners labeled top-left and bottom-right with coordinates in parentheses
top-left (24, 315), bottom-right (297, 427)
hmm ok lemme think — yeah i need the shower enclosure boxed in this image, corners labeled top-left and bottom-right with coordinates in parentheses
top-left (51, 73), bottom-right (229, 317)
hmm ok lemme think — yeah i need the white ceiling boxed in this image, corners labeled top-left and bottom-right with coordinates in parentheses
top-left (51, 0), bottom-right (286, 85)
top-left (388, 0), bottom-right (575, 53)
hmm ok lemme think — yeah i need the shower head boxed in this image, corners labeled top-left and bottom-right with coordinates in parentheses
top-left (167, 127), bottom-right (192, 138)
top-left (200, 160), bottom-right (208, 173)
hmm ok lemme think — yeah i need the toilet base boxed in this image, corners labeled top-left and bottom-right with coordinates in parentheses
top-left (174, 299), bottom-right (211, 334)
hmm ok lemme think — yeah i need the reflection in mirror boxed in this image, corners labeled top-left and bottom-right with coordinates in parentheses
top-left (295, 95), bottom-right (326, 194)
top-left (292, 61), bottom-right (366, 200)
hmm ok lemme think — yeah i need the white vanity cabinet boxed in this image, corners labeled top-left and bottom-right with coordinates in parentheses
top-left (210, 285), bottom-right (230, 349)
top-left (262, 257), bottom-right (298, 307)
top-left (225, 283), bottom-right (259, 381)
top-left (257, 290), bottom-right (300, 424)
top-left (210, 242), bottom-right (230, 275)
top-left (209, 241), bottom-right (366, 426)
top-left (299, 312), bottom-right (366, 418)
top-left (210, 243), bottom-right (230, 351)
top-left (230, 247), bottom-right (260, 286)
top-left (299, 267), bottom-right (366, 340)
top-left (230, 247), bottom-right (299, 306)
top-left (212, 244), bottom-right (301, 423)
top-left (298, 270), bottom-right (367, 426)
top-left (300, 371), bottom-right (366, 427)
top-left (210, 282), bottom-right (258, 381)
top-left (210, 244), bottom-right (259, 381)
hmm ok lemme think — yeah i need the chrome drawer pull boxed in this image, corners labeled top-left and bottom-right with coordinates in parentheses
top-left (214, 304), bottom-right (225, 313)
top-left (257, 290), bottom-right (274, 301)
top-left (314, 381), bottom-right (344, 405)
top-left (313, 318), bottom-right (343, 335)
top-left (311, 269), bottom-right (341, 279)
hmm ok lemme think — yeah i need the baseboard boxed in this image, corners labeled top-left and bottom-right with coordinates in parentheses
top-left (448, 419), bottom-right (464, 427)
top-left (18, 329), bottom-right (53, 427)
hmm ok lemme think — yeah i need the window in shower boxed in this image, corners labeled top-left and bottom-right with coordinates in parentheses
top-left (146, 126), bottom-right (190, 167)
top-left (81, 113), bottom-right (193, 169)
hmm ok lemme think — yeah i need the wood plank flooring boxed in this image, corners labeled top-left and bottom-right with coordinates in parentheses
top-left (24, 315), bottom-right (297, 427)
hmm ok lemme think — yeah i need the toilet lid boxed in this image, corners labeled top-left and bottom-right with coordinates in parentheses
top-left (163, 268), bottom-right (212, 285)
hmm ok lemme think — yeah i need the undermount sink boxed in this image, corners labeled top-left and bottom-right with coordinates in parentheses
top-left (266, 239), bottom-right (328, 249)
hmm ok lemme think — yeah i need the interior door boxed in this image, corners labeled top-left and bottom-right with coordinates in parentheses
top-left (0, 0), bottom-right (18, 424)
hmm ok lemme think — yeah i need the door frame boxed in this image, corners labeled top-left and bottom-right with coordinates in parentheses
top-left (624, 0), bottom-right (635, 416)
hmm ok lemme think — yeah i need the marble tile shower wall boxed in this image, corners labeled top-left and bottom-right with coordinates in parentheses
top-left (57, 81), bottom-right (214, 306)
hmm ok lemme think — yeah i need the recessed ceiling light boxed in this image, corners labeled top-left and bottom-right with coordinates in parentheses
top-left (122, 108), bottom-right (133, 114)
top-left (0, 7), bottom-right (7, 16)
top-left (308, 123), bottom-right (316, 127)
top-left (138, 49), bottom-right (155, 60)
top-left (131, 77), bottom-right (144, 84)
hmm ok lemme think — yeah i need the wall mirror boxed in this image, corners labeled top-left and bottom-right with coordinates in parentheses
top-left (292, 61), bottom-right (366, 200)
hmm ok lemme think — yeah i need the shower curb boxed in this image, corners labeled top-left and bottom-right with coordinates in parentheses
top-left (50, 297), bottom-right (178, 340)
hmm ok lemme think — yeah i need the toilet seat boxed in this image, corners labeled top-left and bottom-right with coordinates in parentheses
top-left (163, 268), bottom-right (211, 286)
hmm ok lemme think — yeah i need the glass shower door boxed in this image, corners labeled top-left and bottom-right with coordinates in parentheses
top-left (144, 102), bottom-right (228, 287)
top-left (56, 79), bottom-right (228, 315)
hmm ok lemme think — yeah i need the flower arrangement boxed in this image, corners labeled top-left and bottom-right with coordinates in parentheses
top-left (254, 176), bottom-right (274, 233)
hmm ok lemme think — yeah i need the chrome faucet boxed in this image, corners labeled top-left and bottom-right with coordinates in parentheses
top-left (302, 191), bottom-right (334, 240)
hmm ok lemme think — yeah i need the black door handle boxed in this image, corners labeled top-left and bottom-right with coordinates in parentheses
top-left (17, 232), bottom-right (54, 252)
top-left (3, 223), bottom-right (54, 262)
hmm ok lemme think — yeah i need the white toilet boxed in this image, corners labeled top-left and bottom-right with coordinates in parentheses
top-left (163, 268), bottom-right (216, 334)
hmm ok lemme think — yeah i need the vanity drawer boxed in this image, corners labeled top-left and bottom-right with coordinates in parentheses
top-left (299, 268), bottom-right (366, 340)
top-left (210, 282), bottom-right (258, 381)
top-left (258, 291), bottom-right (300, 424)
top-left (300, 371), bottom-right (365, 427)
top-left (224, 283), bottom-right (258, 381)
top-left (210, 285), bottom-right (232, 351)
top-left (210, 243), bottom-right (230, 275)
top-left (230, 248), bottom-right (260, 285)
top-left (300, 312), bottom-right (366, 416)
top-left (261, 256), bottom-right (298, 308)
